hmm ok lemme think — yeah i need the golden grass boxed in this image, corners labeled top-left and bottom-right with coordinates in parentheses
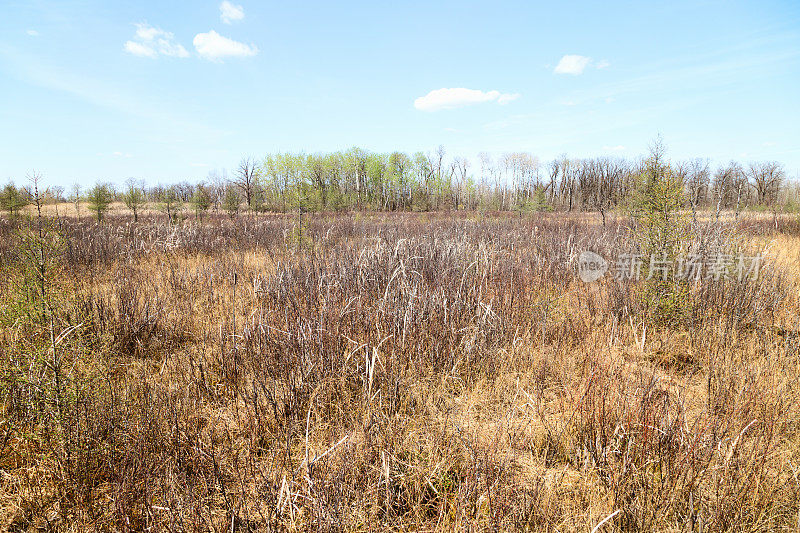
top-left (1, 211), bottom-right (800, 530)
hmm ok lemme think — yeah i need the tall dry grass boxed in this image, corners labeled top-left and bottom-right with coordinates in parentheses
top-left (1, 211), bottom-right (799, 531)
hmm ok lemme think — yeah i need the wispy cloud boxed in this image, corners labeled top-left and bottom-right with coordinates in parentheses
top-left (220, 1), bottom-right (245, 24)
top-left (562, 45), bottom-right (800, 107)
top-left (193, 31), bottom-right (258, 61)
top-left (497, 93), bottom-right (521, 105)
top-left (113, 151), bottom-right (133, 158)
top-left (124, 23), bottom-right (189, 58)
top-left (0, 44), bottom-right (223, 143)
top-left (554, 55), bottom-right (610, 75)
top-left (414, 88), bottom-right (520, 111)
top-left (26, 29), bottom-right (39, 37)
top-left (554, 55), bottom-right (591, 75)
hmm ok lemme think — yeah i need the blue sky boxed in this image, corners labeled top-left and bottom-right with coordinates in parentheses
top-left (1, 0), bottom-right (799, 186)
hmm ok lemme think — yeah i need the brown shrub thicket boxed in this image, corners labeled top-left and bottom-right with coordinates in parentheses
top-left (1, 211), bottom-right (799, 531)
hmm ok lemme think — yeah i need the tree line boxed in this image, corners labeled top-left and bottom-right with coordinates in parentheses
top-left (1, 146), bottom-right (796, 221)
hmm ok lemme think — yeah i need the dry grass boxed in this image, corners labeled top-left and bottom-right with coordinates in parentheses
top-left (1, 211), bottom-right (799, 531)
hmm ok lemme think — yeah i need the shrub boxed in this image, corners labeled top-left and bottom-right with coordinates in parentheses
top-left (122, 180), bottom-right (146, 222)
top-left (0, 182), bottom-right (30, 217)
top-left (86, 183), bottom-right (113, 222)
top-left (191, 184), bottom-right (212, 219)
top-left (628, 140), bottom-right (691, 328)
top-left (222, 186), bottom-right (240, 217)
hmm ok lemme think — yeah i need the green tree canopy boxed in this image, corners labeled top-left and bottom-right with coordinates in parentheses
top-left (86, 183), bottom-right (114, 222)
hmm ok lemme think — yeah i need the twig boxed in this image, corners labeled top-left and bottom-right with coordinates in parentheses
top-left (591, 509), bottom-right (620, 533)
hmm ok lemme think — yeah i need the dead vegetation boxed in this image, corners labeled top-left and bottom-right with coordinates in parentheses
top-left (1, 211), bottom-right (799, 531)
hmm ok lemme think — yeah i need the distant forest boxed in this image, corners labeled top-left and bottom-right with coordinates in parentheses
top-left (1, 146), bottom-right (796, 219)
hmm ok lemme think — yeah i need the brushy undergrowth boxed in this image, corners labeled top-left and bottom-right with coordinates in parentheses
top-left (1, 211), bottom-right (799, 531)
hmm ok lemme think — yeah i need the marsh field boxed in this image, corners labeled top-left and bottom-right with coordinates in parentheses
top-left (2, 203), bottom-right (800, 532)
top-left (4, 0), bottom-right (800, 526)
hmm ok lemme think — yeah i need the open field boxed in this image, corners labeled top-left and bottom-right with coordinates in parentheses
top-left (3, 0), bottom-right (799, 528)
top-left (2, 208), bottom-right (800, 531)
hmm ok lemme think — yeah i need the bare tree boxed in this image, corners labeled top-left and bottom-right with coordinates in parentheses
top-left (233, 157), bottom-right (260, 210)
top-left (479, 152), bottom-right (500, 209)
top-left (207, 170), bottom-right (226, 213)
top-left (547, 159), bottom-right (560, 205)
top-left (70, 183), bottom-right (81, 218)
top-left (557, 156), bottom-right (577, 212)
top-left (434, 145), bottom-right (447, 210)
top-left (684, 158), bottom-right (710, 209)
top-left (749, 161), bottom-right (785, 229)
top-left (748, 161), bottom-right (785, 206)
top-left (49, 186), bottom-right (65, 203)
top-left (450, 156), bottom-right (469, 209)
top-left (595, 158), bottom-right (624, 226)
top-left (158, 185), bottom-right (182, 223)
top-left (712, 161), bottom-right (746, 214)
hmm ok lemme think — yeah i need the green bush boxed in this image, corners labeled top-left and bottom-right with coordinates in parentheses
top-left (0, 182), bottom-right (30, 217)
top-left (628, 140), bottom-right (691, 328)
top-left (86, 183), bottom-right (113, 222)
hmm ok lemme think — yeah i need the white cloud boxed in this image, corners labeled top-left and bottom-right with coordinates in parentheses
top-left (602, 145), bottom-right (626, 152)
top-left (497, 92), bottom-right (521, 105)
top-left (26, 29), bottom-right (39, 37)
top-left (596, 59), bottom-right (610, 69)
top-left (414, 88), bottom-right (520, 111)
top-left (193, 31), bottom-right (258, 61)
top-left (113, 151), bottom-right (133, 158)
top-left (135, 24), bottom-right (160, 41)
top-left (220, 1), bottom-right (245, 24)
top-left (124, 40), bottom-right (157, 58)
top-left (554, 55), bottom-right (592, 75)
top-left (124, 23), bottom-right (189, 58)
